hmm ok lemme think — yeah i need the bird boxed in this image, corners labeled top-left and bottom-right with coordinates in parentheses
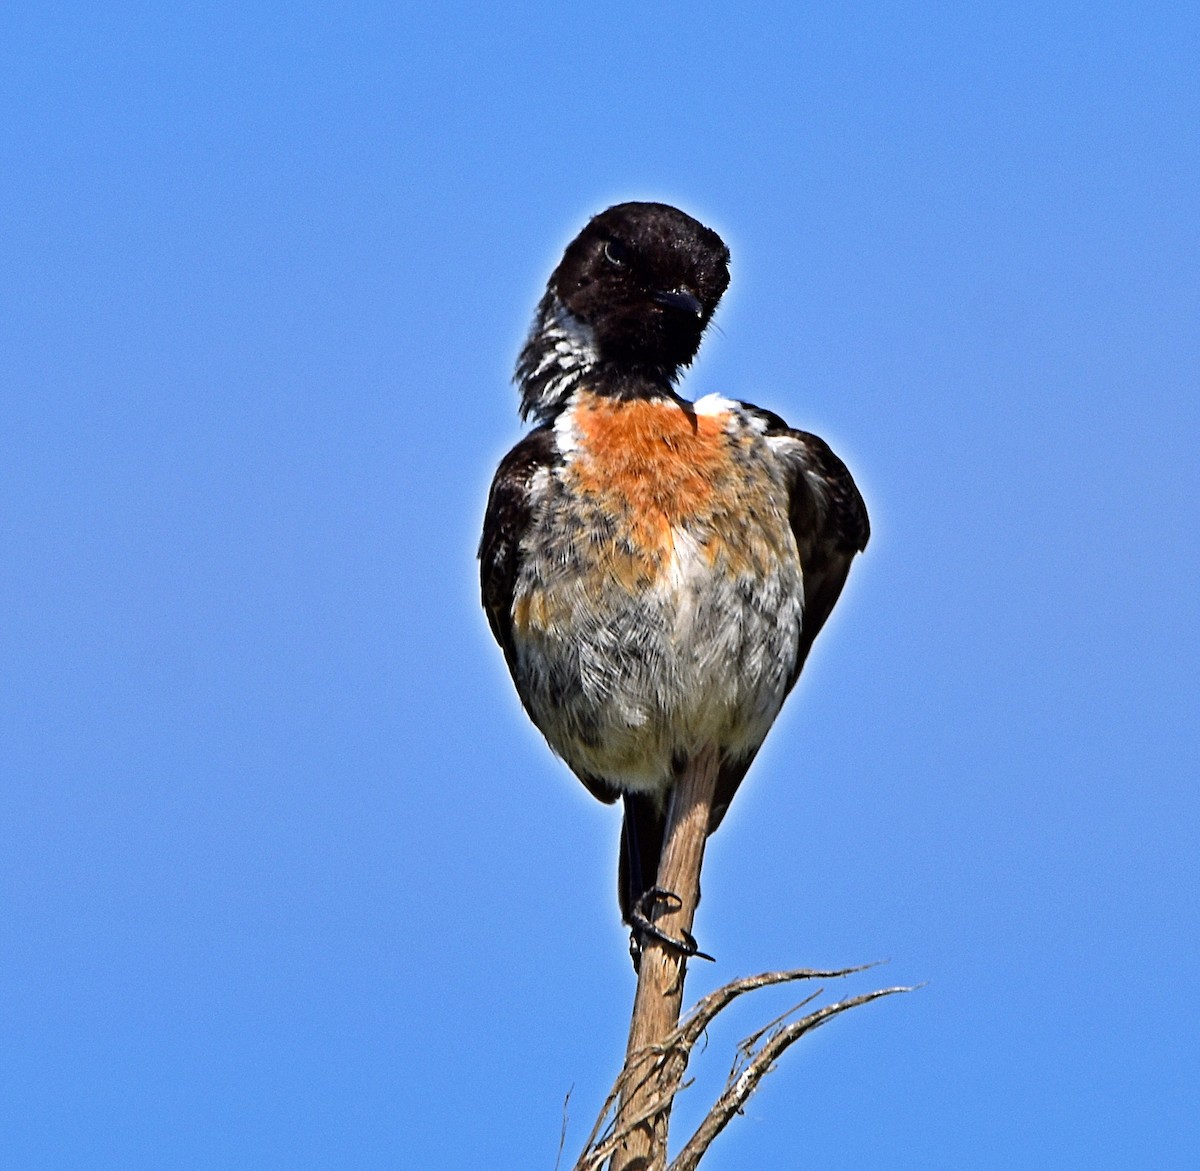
top-left (479, 201), bottom-right (868, 958)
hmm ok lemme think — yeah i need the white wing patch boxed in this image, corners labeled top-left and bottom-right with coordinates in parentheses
top-left (692, 392), bottom-right (738, 418)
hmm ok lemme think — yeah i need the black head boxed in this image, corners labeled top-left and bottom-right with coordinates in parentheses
top-left (517, 202), bottom-right (731, 419)
top-left (552, 202), bottom-right (730, 373)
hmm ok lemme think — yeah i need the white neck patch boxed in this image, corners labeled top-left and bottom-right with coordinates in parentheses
top-left (519, 295), bottom-right (598, 419)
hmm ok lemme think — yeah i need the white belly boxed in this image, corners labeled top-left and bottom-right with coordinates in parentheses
top-left (513, 524), bottom-right (804, 794)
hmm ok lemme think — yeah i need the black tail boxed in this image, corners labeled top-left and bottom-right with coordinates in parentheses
top-left (618, 792), bottom-right (667, 924)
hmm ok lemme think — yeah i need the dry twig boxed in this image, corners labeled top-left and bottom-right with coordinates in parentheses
top-left (572, 960), bottom-right (911, 1169)
top-left (573, 967), bottom-right (910, 1170)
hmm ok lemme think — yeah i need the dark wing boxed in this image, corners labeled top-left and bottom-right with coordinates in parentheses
top-left (708, 406), bottom-right (870, 834)
top-left (478, 425), bottom-right (557, 679)
top-left (478, 426), bottom-right (620, 808)
top-left (774, 425), bottom-right (870, 680)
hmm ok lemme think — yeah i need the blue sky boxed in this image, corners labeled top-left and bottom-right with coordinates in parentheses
top-left (2, 2), bottom-right (1197, 1167)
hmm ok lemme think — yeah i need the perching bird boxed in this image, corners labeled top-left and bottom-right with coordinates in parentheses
top-left (479, 202), bottom-right (868, 954)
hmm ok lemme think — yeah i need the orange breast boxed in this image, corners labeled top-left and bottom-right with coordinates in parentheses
top-left (566, 395), bottom-right (734, 578)
top-left (570, 395), bottom-right (729, 509)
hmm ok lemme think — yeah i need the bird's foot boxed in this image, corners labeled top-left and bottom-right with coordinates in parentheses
top-left (627, 886), bottom-right (715, 971)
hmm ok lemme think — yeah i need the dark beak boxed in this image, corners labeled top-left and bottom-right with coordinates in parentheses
top-left (652, 287), bottom-right (704, 318)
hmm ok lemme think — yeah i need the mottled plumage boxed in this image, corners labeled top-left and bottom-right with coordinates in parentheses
top-left (479, 202), bottom-right (868, 926)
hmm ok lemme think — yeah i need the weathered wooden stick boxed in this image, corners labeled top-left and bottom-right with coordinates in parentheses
top-left (611, 742), bottom-right (721, 1171)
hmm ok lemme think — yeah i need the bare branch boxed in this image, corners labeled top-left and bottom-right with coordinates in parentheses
top-left (608, 745), bottom-right (721, 1171)
top-left (573, 965), bottom-right (914, 1170)
top-left (677, 964), bottom-right (881, 1054)
top-left (667, 985), bottom-right (913, 1171)
top-left (555, 1087), bottom-right (573, 1171)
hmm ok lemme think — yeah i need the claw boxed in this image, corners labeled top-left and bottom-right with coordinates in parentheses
top-left (627, 886), bottom-right (715, 970)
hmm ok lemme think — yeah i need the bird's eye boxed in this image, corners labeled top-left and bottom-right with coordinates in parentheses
top-left (603, 240), bottom-right (628, 267)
